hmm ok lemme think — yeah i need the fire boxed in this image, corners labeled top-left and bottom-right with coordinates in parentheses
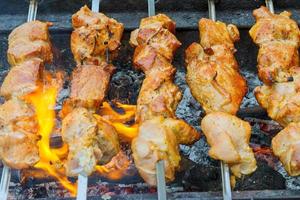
top-left (24, 83), bottom-right (77, 196)
top-left (23, 79), bottom-right (138, 194)
top-left (99, 102), bottom-right (136, 123)
top-left (96, 151), bottom-right (130, 180)
top-left (97, 102), bottom-right (138, 140)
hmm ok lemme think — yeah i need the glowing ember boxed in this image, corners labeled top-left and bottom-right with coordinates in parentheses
top-left (96, 151), bottom-right (131, 180)
top-left (24, 84), bottom-right (77, 196)
top-left (97, 102), bottom-right (138, 140)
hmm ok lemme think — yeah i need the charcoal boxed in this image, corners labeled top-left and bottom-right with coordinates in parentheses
top-left (182, 161), bottom-right (285, 192)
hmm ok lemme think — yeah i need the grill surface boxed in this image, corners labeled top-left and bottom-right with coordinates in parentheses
top-left (1, 0), bottom-right (300, 199)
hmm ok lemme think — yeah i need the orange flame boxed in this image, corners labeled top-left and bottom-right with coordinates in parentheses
top-left (97, 102), bottom-right (138, 141)
top-left (96, 151), bottom-right (130, 180)
top-left (24, 84), bottom-right (77, 196)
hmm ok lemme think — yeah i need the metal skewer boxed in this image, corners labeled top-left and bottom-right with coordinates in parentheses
top-left (146, 0), bottom-right (167, 200)
top-left (207, 0), bottom-right (232, 200)
top-left (265, 0), bottom-right (274, 14)
top-left (0, 1), bottom-right (39, 199)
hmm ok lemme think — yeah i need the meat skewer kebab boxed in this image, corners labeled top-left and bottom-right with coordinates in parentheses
top-left (61, 3), bottom-right (124, 199)
top-left (249, 6), bottom-right (300, 127)
top-left (185, 1), bottom-right (257, 199)
top-left (249, 3), bottom-right (300, 178)
top-left (0, 0), bottom-right (46, 199)
top-left (130, 1), bottom-right (200, 198)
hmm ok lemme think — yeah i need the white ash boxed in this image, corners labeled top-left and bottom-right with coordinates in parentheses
top-left (240, 70), bottom-right (260, 108)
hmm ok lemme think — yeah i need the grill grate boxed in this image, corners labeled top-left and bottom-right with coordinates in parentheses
top-left (1, 0), bottom-right (300, 199)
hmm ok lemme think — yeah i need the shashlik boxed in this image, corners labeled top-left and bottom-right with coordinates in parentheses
top-left (71, 5), bottom-right (124, 65)
top-left (185, 18), bottom-right (257, 178)
top-left (201, 112), bottom-right (257, 178)
top-left (251, 7), bottom-right (300, 127)
top-left (130, 14), bottom-right (200, 186)
top-left (61, 6), bottom-right (122, 177)
top-left (272, 122), bottom-right (300, 176)
top-left (185, 19), bottom-right (247, 115)
top-left (250, 6), bottom-right (300, 177)
top-left (0, 21), bottom-right (53, 169)
top-left (249, 6), bottom-right (300, 84)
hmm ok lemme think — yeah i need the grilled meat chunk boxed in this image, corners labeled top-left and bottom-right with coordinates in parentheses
top-left (130, 14), bottom-right (181, 61)
top-left (249, 6), bottom-right (300, 84)
top-left (185, 34), bottom-right (246, 115)
top-left (134, 46), bottom-right (182, 122)
top-left (255, 79), bottom-right (300, 127)
top-left (7, 21), bottom-right (53, 66)
top-left (0, 58), bottom-right (43, 99)
top-left (0, 99), bottom-right (39, 169)
top-left (132, 117), bottom-right (199, 186)
top-left (62, 108), bottom-right (119, 176)
top-left (201, 112), bottom-right (257, 178)
top-left (199, 18), bottom-right (240, 51)
top-left (61, 63), bottom-right (115, 117)
top-left (71, 5), bottom-right (124, 65)
top-left (272, 122), bottom-right (300, 176)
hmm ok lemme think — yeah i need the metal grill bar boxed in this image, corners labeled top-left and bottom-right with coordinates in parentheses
top-left (156, 160), bottom-right (167, 200)
top-left (265, 0), bottom-right (275, 14)
top-left (92, 0), bottom-right (100, 12)
top-left (207, 1), bottom-right (232, 200)
top-left (148, 0), bottom-right (155, 17)
top-left (0, 166), bottom-right (11, 200)
top-left (27, 0), bottom-right (38, 22)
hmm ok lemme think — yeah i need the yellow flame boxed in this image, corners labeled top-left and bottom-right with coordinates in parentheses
top-left (24, 85), bottom-right (77, 196)
top-left (94, 114), bottom-right (138, 141)
top-left (98, 102), bottom-right (138, 140)
top-left (99, 102), bottom-right (136, 123)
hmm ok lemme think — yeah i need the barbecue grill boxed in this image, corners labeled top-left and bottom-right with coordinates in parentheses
top-left (1, 0), bottom-right (300, 199)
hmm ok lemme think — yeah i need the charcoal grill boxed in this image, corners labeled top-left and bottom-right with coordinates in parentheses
top-left (1, 0), bottom-right (300, 199)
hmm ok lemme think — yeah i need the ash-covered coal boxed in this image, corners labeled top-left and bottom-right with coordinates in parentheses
top-left (182, 160), bottom-right (286, 192)
top-left (240, 70), bottom-right (260, 108)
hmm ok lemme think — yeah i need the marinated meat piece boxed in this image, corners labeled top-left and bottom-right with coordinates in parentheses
top-left (131, 118), bottom-right (179, 186)
top-left (249, 6), bottom-right (300, 46)
top-left (272, 122), bottom-right (300, 176)
top-left (185, 43), bottom-right (247, 115)
top-left (199, 18), bottom-right (240, 51)
top-left (136, 76), bottom-right (181, 123)
top-left (133, 45), bottom-right (182, 122)
top-left (62, 108), bottom-right (119, 176)
top-left (0, 99), bottom-right (39, 169)
top-left (140, 14), bottom-right (176, 33)
top-left (61, 63), bottom-right (115, 117)
top-left (201, 112), bottom-right (257, 178)
top-left (7, 21), bottom-right (53, 66)
top-left (93, 115), bottom-right (120, 165)
top-left (132, 117), bottom-right (199, 185)
top-left (71, 5), bottom-right (124, 65)
top-left (257, 41), bottom-right (300, 84)
top-left (130, 14), bottom-right (181, 61)
top-left (249, 6), bottom-right (300, 84)
top-left (254, 79), bottom-right (300, 127)
top-left (0, 58), bottom-right (43, 99)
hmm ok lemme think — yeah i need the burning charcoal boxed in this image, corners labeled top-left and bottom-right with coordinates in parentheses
top-left (183, 164), bottom-right (222, 191)
top-left (234, 161), bottom-right (286, 190)
top-left (108, 68), bottom-right (144, 104)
